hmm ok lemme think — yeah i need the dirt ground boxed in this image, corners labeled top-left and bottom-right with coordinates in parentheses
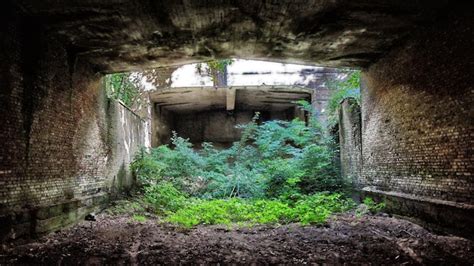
top-left (1, 213), bottom-right (473, 265)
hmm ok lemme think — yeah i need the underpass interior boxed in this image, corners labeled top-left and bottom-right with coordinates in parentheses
top-left (0, 0), bottom-right (473, 264)
top-left (151, 85), bottom-right (311, 147)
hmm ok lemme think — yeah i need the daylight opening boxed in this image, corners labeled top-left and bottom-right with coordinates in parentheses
top-left (101, 59), bottom-right (362, 227)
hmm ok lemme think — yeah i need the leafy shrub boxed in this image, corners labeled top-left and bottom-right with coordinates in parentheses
top-left (262, 158), bottom-right (304, 200)
top-left (144, 181), bottom-right (187, 214)
top-left (297, 144), bottom-right (342, 193)
top-left (131, 135), bottom-right (208, 196)
top-left (362, 197), bottom-right (386, 213)
top-left (291, 193), bottom-right (355, 224)
top-left (130, 148), bottom-right (166, 183)
top-left (132, 103), bottom-right (345, 200)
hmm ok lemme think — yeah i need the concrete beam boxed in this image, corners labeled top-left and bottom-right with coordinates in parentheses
top-left (226, 88), bottom-right (236, 111)
top-left (149, 86), bottom-right (312, 113)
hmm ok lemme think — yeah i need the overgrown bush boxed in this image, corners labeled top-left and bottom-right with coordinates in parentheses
top-left (144, 181), bottom-right (187, 214)
top-left (131, 139), bottom-right (207, 196)
top-left (130, 101), bottom-right (354, 227)
top-left (132, 102), bottom-right (343, 200)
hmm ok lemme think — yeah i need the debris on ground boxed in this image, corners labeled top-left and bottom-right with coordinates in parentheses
top-left (1, 213), bottom-right (473, 265)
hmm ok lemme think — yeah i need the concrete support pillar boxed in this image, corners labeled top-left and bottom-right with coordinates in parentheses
top-left (338, 98), bottom-right (362, 187)
top-left (226, 87), bottom-right (236, 111)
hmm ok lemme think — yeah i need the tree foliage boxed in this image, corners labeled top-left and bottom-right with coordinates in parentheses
top-left (196, 59), bottom-right (234, 85)
top-left (326, 71), bottom-right (361, 128)
top-left (105, 73), bottom-right (142, 110)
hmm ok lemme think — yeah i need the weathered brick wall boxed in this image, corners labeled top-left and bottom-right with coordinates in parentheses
top-left (359, 8), bottom-right (473, 236)
top-left (338, 98), bottom-right (362, 187)
top-left (0, 11), bottom-right (149, 241)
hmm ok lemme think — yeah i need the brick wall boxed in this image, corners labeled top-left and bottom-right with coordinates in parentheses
top-left (0, 12), bottom-right (149, 241)
top-left (357, 9), bottom-right (474, 237)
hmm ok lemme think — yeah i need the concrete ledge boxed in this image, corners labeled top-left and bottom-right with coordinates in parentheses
top-left (0, 193), bottom-right (109, 242)
top-left (362, 187), bottom-right (474, 240)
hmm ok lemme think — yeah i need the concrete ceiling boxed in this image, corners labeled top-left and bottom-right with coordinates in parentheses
top-left (6, 0), bottom-right (451, 72)
top-left (150, 86), bottom-right (312, 113)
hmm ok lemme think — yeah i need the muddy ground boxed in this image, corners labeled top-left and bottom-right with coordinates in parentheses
top-left (1, 213), bottom-right (473, 265)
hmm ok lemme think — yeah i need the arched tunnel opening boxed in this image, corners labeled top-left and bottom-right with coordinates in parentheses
top-left (0, 0), bottom-right (473, 264)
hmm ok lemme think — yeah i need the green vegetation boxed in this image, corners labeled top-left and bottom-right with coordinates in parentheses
top-left (132, 214), bottom-right (147, 223)
top-left (132, 102), bottom-right (343, 199)
top-left (106, 198), bottom-right (147, 216)
top-left (144, 181), bottom-right (187, 214)
top-left (105, 73), bottom-right (140, 108)
top-left (196, 59), bottom-right (234, 85)
top-left (363, 197), bottom-right (386, 213)
top-left (166, 193), bottom-right (355, 228)
top-left (131, 101), bottom-right (356, 227)
top-left (355, 197), bottom-right (386, 217)
top-left (326, 71), bottom-right (361, 128)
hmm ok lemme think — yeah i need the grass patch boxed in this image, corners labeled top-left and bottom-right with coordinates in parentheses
top-left (132, 214), bottom-right (147, 223)
top-left (166, 193), bottom-right (355, 228)
top-left (107, 198), bottom-right (147, 216)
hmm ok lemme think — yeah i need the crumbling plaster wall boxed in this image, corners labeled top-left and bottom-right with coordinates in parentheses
top-left (0, 12), bottom-right (149, 241)
top-left (104, 100), bottom-right (149, 195)
top-left (338, 98), bottom-right (362, 187)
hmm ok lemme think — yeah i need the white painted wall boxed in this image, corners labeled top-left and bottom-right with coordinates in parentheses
top-left (168, 59), bottom-right (336, 87)
top-left (133, 59), bottom-right (347, 91)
